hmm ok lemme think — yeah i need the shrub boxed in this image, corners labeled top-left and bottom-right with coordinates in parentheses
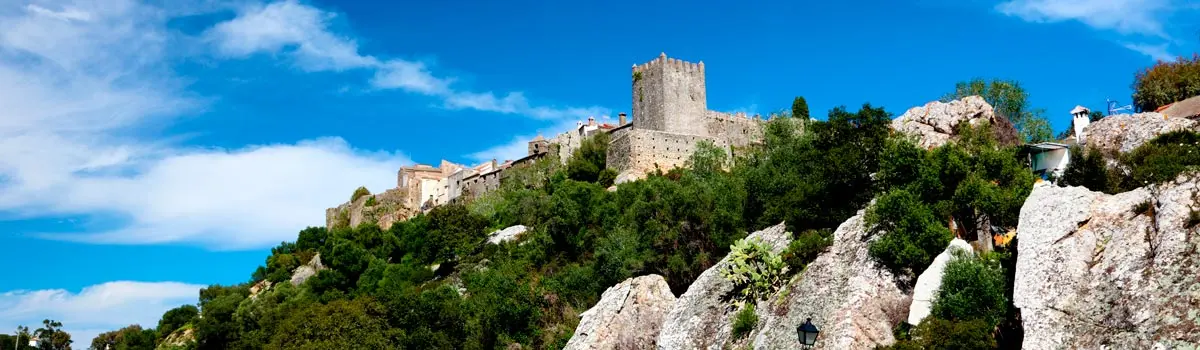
top-left (1059, 146), bottom-right (1112, 193)
top-left (566, 132), bottom-right (611, 183)
top-left (731, 303), bottom-right (758, 339)
top-left (1133, 200), bottom-right (1152, 216)
top-left (782, 229), bottom-right (832, 271)
top-left (931, 251), bottom-right (1009, 329)
top-left (721, 237), bottom-right (788, 302)
top-left (1132, 53), bottom-right (1200, 112)
top-left (867, 189), bottom-right (953, 276)
top-left (1188, 210), bottom-right (1200, 229)
top-left (885, 317), bottom-right (997, 350)
top-left (351, 186), bottom-right (371, 203)
top-left (1121, 131), bottom-right (1200, 190)
top-left (364, 196), bottom-right (377, 207)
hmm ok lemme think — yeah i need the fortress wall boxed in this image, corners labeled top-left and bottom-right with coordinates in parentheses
top-left (607, 128), bottom-right (727, 176)
top-left (705, 111), bottom-right (766, 148)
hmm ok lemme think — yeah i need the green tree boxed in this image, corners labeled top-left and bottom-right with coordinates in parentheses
top-left (1132, 53), bottom-right (1200, 112)
top-left (156, 305), bottom-right (198, 342)
top-left (944, 78), bottom-right (1053, 144)
top-left (791, 96), bottom-right (809, 119)
top-left (267, 298), bottom-right (393, 350)
top-left (90, 325), bottom-right (156, 350)
top-left (1089, 110), bottom-right (1104, 122)
top-left (931, 252), bottom-right (1009, 328)
top-left (1059, 146), bottom-right (1112, 193)
top-left (1121, 130), bottom-right (1200, 190)
top-left (28, 320), bottom-right (71, 350)
top-left (565, 132), bottom-right (611, 184)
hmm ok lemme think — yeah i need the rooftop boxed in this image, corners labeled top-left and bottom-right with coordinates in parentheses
top-left (1160, 95), bottom-right (1200, 119)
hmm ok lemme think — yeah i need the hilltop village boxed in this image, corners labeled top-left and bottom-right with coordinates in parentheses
top-left (326, 53), bottom-right (768, 230)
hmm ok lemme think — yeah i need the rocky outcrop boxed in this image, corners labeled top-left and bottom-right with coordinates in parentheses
top-left (656, 222), bottom-right (790, 350)
top-left (907, 238), bottom-right (972, 325)
top-left (156, 326), bottom-right (195, 350)
top-left (1015, 175), bottom-right (1200, 349)
top-left (1082, 112), bottom-right (1195, 155)
top-left (325, 188), bottom-right (415, 231)
top-left (487, 225), bottom-right (528, 245)
top-left (891, 96), bottom-right (1017, 149)
top-left (249, 280), bottom-right (273, 300)
top-left (289, 253), bottom-right (327, 286)
top-left (751, 208), bottom-right (908, 349)
top-left (564, 275), bottom-right (676, 350)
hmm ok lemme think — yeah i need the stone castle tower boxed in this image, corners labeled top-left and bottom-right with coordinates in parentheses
top-left (632, 52), bottom-right (709, 137)
top-left (608, 53), bottom-right (764, 182)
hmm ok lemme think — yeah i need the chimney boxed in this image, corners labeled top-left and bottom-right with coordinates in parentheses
top-left (619, 112), bottom-right (627, 126)
top-left (588, 116), bottom-right (596, 126)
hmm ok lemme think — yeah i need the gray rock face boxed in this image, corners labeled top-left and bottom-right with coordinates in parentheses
top-left (1083, 112), bottom-right (1194, 155)
top-left (656, 222), bottom-right (790, 350)
top-left (907, 238), bottom-right (972, 325)
top-left (1015, 176), bottom-right (1200, 349)
top-left (487, 225), bottom-right (528, 245)
top-left (751, 209), bottom-right (908, 350)
top-left (891, 96), bottom-right (1009, 149)
top-left (289, 253), bottom-right (327, 286)
top-left (564, 275), bottom-right (676, 350)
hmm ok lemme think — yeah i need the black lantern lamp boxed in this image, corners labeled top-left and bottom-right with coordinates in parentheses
top-left (797, 317), bottom-right (820, 348)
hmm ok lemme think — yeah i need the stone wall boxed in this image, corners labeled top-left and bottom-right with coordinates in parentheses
top-left (705, 111), bottom-right (764, 148)
top-left (633, 53), bottom-right (708, 137)
top-left (607, 128), bottom-right (727, 179)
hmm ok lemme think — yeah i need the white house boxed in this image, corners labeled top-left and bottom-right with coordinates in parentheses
top-left (1025, 142), bottom-right (1070, 179)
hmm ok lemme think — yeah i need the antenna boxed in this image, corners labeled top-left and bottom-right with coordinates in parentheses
top-left (1106, 98), bottom-right (1133, 116)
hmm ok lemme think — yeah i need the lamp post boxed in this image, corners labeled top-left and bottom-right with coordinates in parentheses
top-left (797, 317), bottom-right (820, 349)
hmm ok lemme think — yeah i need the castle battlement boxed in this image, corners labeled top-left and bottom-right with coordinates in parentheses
top-left (632, 53), bottom-right (704, 74)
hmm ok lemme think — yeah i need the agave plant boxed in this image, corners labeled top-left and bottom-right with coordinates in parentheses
top-left (721, 237), bottom-right (789, 302)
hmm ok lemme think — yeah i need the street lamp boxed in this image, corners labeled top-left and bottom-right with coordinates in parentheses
top-left (797, 317), bottom-right (820, 349)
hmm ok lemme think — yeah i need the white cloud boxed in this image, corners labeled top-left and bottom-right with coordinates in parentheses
top-left (0, 0), bottom-right (407, 249)
top-left (1122, 42), bottom-right (1176, 62)
top-left (995, 0), bottom-right (1173, 37)
top-left (206, 0), bottom-right (377, 71)
top-left (205, 0), bottom-right (607, 120)
top-left (0, 281), bottom-right (203, 346)
top-left (466, 136), bottom-right (536, 164)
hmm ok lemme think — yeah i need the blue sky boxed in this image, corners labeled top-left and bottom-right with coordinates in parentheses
top-left (1, 0), bottom-right (1197, 341)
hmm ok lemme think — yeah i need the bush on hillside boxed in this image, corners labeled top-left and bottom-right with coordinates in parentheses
top-left (566, 132), bottom-right (611, 183)
top-left (1058, 145), bottom-right (1114, 193)
top-left (731, 303), bottom-right (758, 339)
top-left (781, 229), bottom-right (832, 271)
top-left (1132, 53), bottom-right (1200, 112)
top-left (351, 186), bottom-right (371, 203)
top-left (1121, 130), bottom-right (1200, 190)
top-left (931, 251), bottom-right (1009, 328)
top-left (721, 237), bottom-right (788, 303)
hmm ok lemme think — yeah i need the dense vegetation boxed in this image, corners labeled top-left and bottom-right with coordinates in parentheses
top-left (87, 75), bottom-right (1126, 349)
top-left (1132, 53), bottom-right (1200, 112)
top-left (1059, 131), bottom-right (1200, 194)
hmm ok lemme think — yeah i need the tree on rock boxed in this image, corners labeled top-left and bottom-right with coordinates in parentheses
top-left (1132, 54), bottom-right (1200, 112)
top-left (944, 78), bottom-right (1052, 144)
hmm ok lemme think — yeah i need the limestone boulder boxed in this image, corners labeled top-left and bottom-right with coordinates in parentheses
top-left (907, 238), bottom-right (973, 325)
top-left (564, 275), bottom-right (676, 350)
top-left (325, 188), bottom-right (415, 230)
top-left (891, 96), bottom-right (1017, 149)
top-left (751, 208), bottom-right (909, 350)
top-left (1082, 112), bottom-right (1195, 155)
top-left (1015, 175), bottom-right (1200, 349)
top-left (289, 253), bottom-right (327, 286)
top-left (487, 225), bottom-right (528, 245)
top-left (656, 222), bottom-right (790, 350)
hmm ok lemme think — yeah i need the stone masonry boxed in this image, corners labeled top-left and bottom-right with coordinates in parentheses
top-left (608, 53), bottom-right (764, 181)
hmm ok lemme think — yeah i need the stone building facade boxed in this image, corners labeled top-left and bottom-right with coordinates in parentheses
top-left (327, 53), bottom-right (764, 229)
top-left (608, 53), bottom-right (765, 181)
